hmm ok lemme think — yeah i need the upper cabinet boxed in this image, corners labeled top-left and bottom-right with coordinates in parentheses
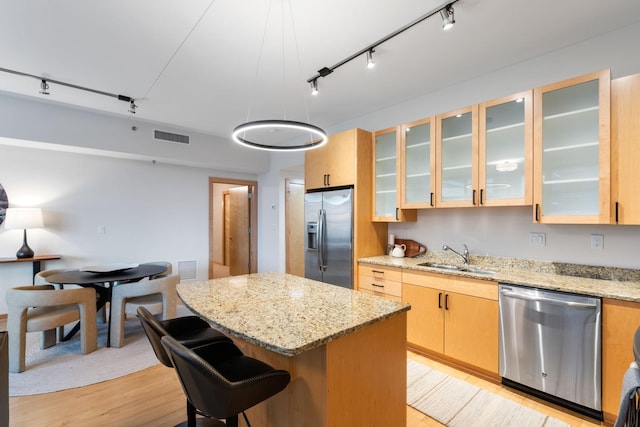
top-left (479, 91), bottom-right (533, 206)
top-left (611, 73), bottom-right (640, 224)
top-left (305, 129), bottom-right (357, 190)
top-left (533, 70), bottom-right (611, 224)
top-left (435, 105), bottom-right (479, 207)
top-left (400, 117), bottom-right (436, 209)
top-left (372, 126), bottom-right (417, 222)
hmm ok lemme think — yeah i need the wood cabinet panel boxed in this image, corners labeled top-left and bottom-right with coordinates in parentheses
top-left (444, 292), bottom-right (499, 374)
top-left (402, 283), bottom-right (444, 353)
top-left (602, 298), bottom-right (640, 420)
top-left (304, 129), bottom-right (356, 190)
top-left (612, 73), bottom-right (640, 224)
top-left (358, 264), bottom-right (402, 299)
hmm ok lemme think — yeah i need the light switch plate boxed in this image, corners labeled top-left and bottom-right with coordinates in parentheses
top-left (591, 234), bottom-right (604, 250)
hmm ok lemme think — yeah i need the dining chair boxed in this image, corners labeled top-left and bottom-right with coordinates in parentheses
top-left (161, 335), bottom-right (291, 427)
top-left (109, 273), bottom-right (179, 348)
top-left (6, 285), bottom-right (98, 373)
top-left (35, 267), bottom-right (82, 339)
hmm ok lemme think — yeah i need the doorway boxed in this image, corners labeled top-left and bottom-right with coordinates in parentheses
top-left (209, 177), bottom-right (258, 279)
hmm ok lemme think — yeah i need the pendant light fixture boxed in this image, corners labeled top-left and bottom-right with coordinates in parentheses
top-left (232, 0), bottom-right (327, 151)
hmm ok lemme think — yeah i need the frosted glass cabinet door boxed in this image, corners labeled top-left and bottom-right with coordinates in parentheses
top-left (401, 118), bottom-right (435, 208)
top-left (533, 70), bottom-right (611, 224)
top-left (374, 127), bottom-right (399, 219)
top-left (436, 106), bottom-right (478, 207)
top-left (479, 91), bottom-right (532, 206)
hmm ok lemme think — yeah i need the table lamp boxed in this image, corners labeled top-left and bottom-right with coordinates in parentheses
top-left (3, 207), bottom-right (44, 258)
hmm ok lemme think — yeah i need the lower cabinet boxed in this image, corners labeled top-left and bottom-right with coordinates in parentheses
top-left (358, 264), bottom-right (402, 302)
top-left (402, 270), bottom-right (499, 375)
top-left (602, 298), bottom-right (640, 422)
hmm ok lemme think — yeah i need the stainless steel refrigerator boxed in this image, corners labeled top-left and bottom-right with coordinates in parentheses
top-left (304, 187), bottom-right (353, 288)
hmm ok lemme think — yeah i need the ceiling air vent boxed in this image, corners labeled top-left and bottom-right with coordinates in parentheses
top-left (154, 129), bottom-right (190, 145)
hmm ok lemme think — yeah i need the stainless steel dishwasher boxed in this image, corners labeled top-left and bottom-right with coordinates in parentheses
top-left (499, 283), bottom-right (602, 420)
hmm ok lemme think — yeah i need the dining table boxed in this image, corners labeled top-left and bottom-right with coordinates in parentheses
top-left (45, 263), bottom-right (166, 347)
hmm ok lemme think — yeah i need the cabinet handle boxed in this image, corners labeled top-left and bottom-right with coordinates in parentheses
top-left (438, 292), bottom-right (442, 309)
top-left (395, 208), bottom-right (399, 221)
top-left (480, 188), bottom-right (484, 205)
top-left (371, 270), bottom-right (385, 275)
top-left (445, 294), bottom-right (449, 310)
top-left (615, 201), bottom-right (620, 223)
top-left (371, 283), bottom-right (384, 288)
top-left (430, 192), bottom-right (434, 207)
top-left (535, 203), bottom-right (540, 222)
top-left (323, 174), bottom-right (327, 186)
top-left (326, 174), bottom-right (330, 186)
top-left (472, 189), bottom-right (476, 205)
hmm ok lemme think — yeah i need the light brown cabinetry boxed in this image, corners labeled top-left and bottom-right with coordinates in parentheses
top-left (611, 73), bottom-right (640, 224)
top-left (305, 129), bottom-right (359, 190)
top-left (402, 270), bottom-right (499, 375)
top-left (305, 128), bottom-right (388, 286)
top-left (602, 299), bottom-right (640, 422)
top-left (400, 117), bottom-right (437, 209)
top-left (533, 69), bottom-right (611, 224)
top-left (357, 264), bottom-right (402, 301)
top-left (372, 126), bottom-right (417, 222)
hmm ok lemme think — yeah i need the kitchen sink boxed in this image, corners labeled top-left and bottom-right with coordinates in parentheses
top-left (417, 262), bottom-right (496, 275)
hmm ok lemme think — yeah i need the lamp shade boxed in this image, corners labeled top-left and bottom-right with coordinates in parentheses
top-left (3, 208), bottom-right (44, 230)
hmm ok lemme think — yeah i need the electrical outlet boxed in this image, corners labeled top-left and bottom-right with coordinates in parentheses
top-left (98, 225), bottom-right (106, 235)
top-left (528, 232), bottom-right (546, 247)
top-left (591, 234), bottom-right (604, 250)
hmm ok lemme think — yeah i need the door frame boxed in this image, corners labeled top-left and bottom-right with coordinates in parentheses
top-left (209, 177), bottom-right (258, 279)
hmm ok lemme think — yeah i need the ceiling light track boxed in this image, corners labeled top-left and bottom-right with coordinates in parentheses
top-left (0, 66), bottom-right (137, 113)
top-left (307, 0), bottom-right (459, 92)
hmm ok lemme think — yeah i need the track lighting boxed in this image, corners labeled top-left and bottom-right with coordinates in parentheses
top-left (39, 79), bottom-right (49, 95)
top-left (440, 4), bottom-right (455, 30)
top-left (307, 0), bottom-right (459, 92)
top-left (366, 49), bottom-right (375, 69)
top-left (0, 66), bottom-right (137, 114)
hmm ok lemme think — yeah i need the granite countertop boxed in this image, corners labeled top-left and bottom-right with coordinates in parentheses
top-left (359, 253), bottom-right (640, 303)
top-left (177, 272), bottom-right (410, 357)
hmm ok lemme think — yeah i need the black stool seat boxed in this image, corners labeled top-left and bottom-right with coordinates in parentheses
top-left (137, 307), bottom-right (232, 426)
top-left (162, 336), bottom-right (291, 427)
top-left (137, 306), bottom-right (231, 368)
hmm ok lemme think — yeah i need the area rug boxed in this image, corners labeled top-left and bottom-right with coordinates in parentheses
top-left (9, 305), bottom-right (191, 396)
top-left (407, 359), bottom-right (571, 427)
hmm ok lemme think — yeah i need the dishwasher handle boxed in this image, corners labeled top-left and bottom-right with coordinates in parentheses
top-left (500, 289), bottom-right (598, 309)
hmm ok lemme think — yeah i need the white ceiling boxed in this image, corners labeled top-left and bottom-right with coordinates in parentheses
top-left (1, 0), bottom-right (639, 143)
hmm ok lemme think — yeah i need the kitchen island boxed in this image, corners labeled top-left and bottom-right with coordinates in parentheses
top-left (177, 272), bottom-right (410, 427)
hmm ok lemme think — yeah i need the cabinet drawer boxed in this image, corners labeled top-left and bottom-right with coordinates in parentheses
top-left (359, 277), bottom-right (402, 298)
top-left (358, 264), bottom-right (402, 282)
top-left (359, 288), bottom-right (402, 302)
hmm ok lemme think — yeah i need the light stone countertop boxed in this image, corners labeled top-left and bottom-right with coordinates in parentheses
top-left (359, 254), bottom-right (640, 303)
top-left (177, 272), bottom-right (410, 357)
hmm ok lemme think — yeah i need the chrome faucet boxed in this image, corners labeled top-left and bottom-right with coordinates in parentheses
top-left (443, 244), bottom-right (470, 265)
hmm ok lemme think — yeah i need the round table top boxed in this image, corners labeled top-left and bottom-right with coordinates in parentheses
top-left (45, 264), bottom-right (167, 285)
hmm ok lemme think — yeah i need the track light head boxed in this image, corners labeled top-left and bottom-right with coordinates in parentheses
top-left (440, 4), bottom-right (455, 30)
top-left (310, 79), bottom-right (318, 96)
top-left (39, 79), bottom-right (50, 95)
top-left (128, 100), bottom-right (137, 114)
top-left (366, 49), bottom-right (376, 69)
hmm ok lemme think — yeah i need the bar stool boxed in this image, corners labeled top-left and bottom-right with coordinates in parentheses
top-left (162, 335), bottom-right (291, 427)
top-left (137, 307), bottom-right (232, 426)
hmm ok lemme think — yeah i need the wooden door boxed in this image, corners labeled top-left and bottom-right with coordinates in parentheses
top-left (285, 179), bottom-right (304, 277)
top-left (223, 192), bottom-right (231, 266)
top-left (402, 283), bottom-right (444, 353)
top-left (324, 129), bottom-right (356, 187)
top-left (444, 292), bottom-right (499, 374)
top-left (229, 186), bottom-right (250, 275)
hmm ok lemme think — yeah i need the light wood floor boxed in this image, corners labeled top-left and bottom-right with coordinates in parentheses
top-left (6, 347), bottom-right (605, 426)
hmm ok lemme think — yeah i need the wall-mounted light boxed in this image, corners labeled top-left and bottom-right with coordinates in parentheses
top-left (440, 4), bottom-right (455, 30)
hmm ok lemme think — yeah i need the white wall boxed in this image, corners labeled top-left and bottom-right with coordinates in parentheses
top-left (0, 144), bottom-right (255, 313)
top-left (263, 22), bottom-right (640, 272)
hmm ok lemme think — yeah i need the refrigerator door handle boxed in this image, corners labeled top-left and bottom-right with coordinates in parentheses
top-left (317, 208), bottom-right (326, 271)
